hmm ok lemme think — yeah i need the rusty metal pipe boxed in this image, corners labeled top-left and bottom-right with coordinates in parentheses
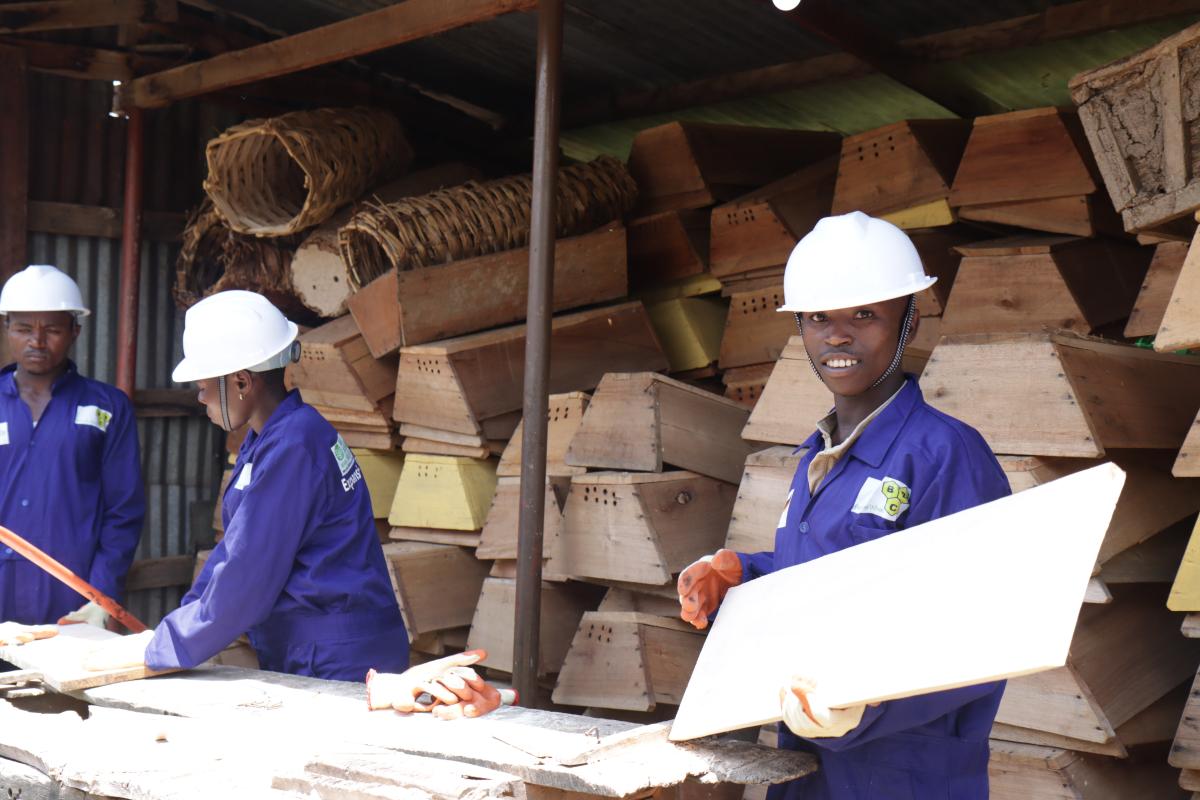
top-left (0, 524), bottom-right (148, 633)
top-left (513, 0), bottom-right (564, 706)
top-left (114, 107), bottom-right (144, 398)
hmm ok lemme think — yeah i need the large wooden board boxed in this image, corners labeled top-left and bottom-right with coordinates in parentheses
top-left (670, 463), bottom-right (1124, 741)
top-left (0, 625), bottom-right (171, 692)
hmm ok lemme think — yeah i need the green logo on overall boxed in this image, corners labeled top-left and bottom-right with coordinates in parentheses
top-left (331, 435), bottom-right (355, 476)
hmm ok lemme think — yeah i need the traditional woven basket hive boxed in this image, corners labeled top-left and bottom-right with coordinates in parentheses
top-left (174, 200), bottom-right (316, 324)
top-left (338, 155), bottom-right (637, 288)
top-left (204, 107), bottom-right (411, 237)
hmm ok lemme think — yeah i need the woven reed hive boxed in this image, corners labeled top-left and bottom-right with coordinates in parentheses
top-left (338, 155), bottom-right (637, 288)
top-left (204, 107), bottom-right (411, 237)
top-left (174, 200), bottom-right (315, 324)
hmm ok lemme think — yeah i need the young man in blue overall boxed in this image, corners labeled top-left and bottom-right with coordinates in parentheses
top-left (679, 212), bottom-right (1010, 799)
top-left (0, 265), bottom-right (144, 629)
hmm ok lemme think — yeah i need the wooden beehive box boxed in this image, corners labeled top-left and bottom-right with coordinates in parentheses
top-left (722, 363), bottom-right (773, 410)
top-left (392, 301), bottom-right (668, 437)
top-left (1157, 224), bottom-right (1200, 352)
top-left (644, 296), bottom-right (728, 373)
top-left (1167, 517), bottom-right (1200, 611)
top-left (466, 577), bottom-right (596, 676)
top-left (922, 332), bottom-right (1200, 458)
top-left (718, 283), bottom-right (793, 370)
top-left (382, 542), bottom-right (488, 636)
top-left (995, 588), bottom-right (1200, 756)
top-left (907, 227), bottom-right (978, 317)
top-left (627, 209), bottom-right (710, 291)
top-left (1126, 240), bottom-right (1189, 338)
top-left (310, 404), bottom-right (397, 451)
top-left (708, 156), bottom-right (837, 279)
top-left (742, 330), bottom-right (937, 446)
top-left (1071, 21), bottom-right (1200, 234)
top-left (552, 610), bottom-right (704, 711)
top-left (989, 740), bottom-right (1185, 799)
top-left (289, 314), bottom-right (398, 413)
top-left (831, 119), bottom-right (971, 222)
top-left (724, 446), bottom-right (806, 554)
top-left (347, 224), bottom-right (628, 358)
top-left (949, 107), bottom-right (1118, 237)
top-left (387, 454), bottom-right (497, 532)
top-left (626, 122), bottom-right (841, 215)
top-left (352, 449), bottom-right (404, 519)
top-left (565, 372), bottom-right (754, 484)
top-left (939, 236), bottom-right (1150, 336)
top-left (475, 475), bottom-right (571, 575)
top-left (496, 392), bottom-right (590, 478)
top-left (1000, 453), bottom-right (1200, 568)
top-left (559, 471), bottom-right (737, 587)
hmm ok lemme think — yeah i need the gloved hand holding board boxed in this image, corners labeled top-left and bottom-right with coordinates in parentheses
top-left (670, 462), bottom-right (1125, 741)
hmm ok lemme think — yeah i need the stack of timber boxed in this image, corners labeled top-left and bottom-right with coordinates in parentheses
top-left (549, 372), bottom-right (753, 714)
top-left (624, 122), bottom-right (841, 380)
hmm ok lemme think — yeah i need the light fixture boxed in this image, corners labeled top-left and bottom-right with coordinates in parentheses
top-left (772, 0), bottom-right (802, 9)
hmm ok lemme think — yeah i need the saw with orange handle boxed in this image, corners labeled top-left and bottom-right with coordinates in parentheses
top-left (0, 524), bottom-right (148, 633)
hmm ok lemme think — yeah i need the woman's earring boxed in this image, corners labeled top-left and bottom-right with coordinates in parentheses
top-left (238, 393), bottom-right (244, 401)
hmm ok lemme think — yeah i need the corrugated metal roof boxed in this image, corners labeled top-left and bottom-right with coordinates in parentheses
top-left (558, 17), bottom-right (1199, 160)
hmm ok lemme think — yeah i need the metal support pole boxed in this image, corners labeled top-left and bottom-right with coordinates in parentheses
top-left (114, 107), bottom-right (144, 398)
top-left (513, 0), bottom-right (563, 707)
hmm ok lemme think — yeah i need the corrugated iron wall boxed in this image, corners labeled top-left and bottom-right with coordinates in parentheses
top-left (25, 73), bottom-right (239, 625)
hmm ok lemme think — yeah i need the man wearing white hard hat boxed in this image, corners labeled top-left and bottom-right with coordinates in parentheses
top-left (678, 213), bottom-right (1009, 799)
top-left (85, 290), bottom-right (409, 682)
top-left (0, 265), bottom-right (145, 629)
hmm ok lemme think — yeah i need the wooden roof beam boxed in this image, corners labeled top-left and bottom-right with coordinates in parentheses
top-left (117, 0), bottom-right (538, 110)
top-left (0, 0), bottom-right (176, 34)
top-left (563, 0), bottom-right (1200, 129)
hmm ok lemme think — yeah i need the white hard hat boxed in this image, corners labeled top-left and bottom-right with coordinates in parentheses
top-left (0, 264), bottom-right (90, 317)
top-left (172, 290), bottom-right (299, 383)
top-left (777, 211), bottom-right (936, 313)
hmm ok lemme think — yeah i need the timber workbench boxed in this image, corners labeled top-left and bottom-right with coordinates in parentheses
top-left (0, 628), bottom-right (813, 800)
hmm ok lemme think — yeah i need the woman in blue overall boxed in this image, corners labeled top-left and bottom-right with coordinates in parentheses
top-left (88, 290), bottom-right (408, 681)
top-left (679, 212), bottom-right (1011, 799)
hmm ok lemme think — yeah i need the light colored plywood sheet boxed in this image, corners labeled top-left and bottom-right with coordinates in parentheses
top-left (1157, 228), bottom-right (1200, 352)
top-left (0, 625), bottom-right (172, 692)
top-left (671, 463), bottom-right (1123, 741)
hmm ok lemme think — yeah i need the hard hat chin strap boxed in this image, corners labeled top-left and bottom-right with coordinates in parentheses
top-left (217, 374), bottom-right (233, 432)
top-left (793, 295), bottom-right (916, 390)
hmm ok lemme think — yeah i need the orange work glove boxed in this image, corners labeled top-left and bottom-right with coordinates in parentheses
top-left (677, 548), bottom-right (743, 630)
top-left (366, 649), bottom-right (514, 719)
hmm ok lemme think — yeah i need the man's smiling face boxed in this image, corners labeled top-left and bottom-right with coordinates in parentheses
top-left (798, 296), bottom-right (914, 397)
